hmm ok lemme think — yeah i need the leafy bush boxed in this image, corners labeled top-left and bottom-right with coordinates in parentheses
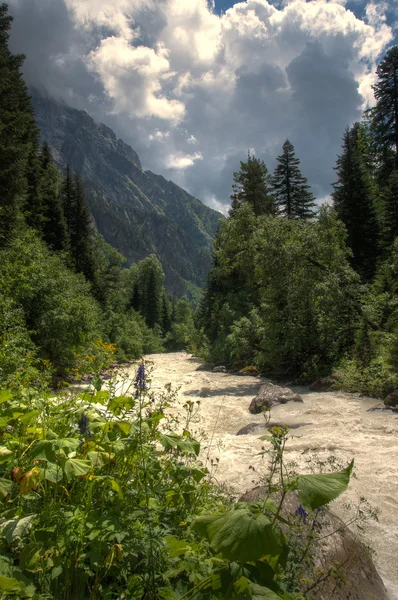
top-left (0, 366), bottom-right (358, 599)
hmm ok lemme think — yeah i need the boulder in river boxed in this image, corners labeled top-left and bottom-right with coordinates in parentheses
top-left (249, 383), bottom-right (303, 414)
top-left (195, 362), bottom-right (216, 372)
top-left (213, 366), bottom-right (227, 373)
top-left (240, 486), bottom-right (388, 600)
top-left (384, 389), bottom-right (398, 407)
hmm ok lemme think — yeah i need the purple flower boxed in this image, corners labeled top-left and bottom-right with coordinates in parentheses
top-left (135, 362), bottom-right (147, 392)
top-left (295, 504), bottom-right (308, 523)
top-left (78, 414), bottom-right (92, 439)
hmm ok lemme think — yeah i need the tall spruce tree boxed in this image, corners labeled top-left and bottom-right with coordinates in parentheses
top-left (71, 175), bottom-right (96, 283)
top-left (367, 46), bottom-right (398, 167)
top-left (40, 142), bottom-right (68, 252)
top-left (271, 140), bottom-right (316, 219)
top-left (230, 152), bottom-right (274, 217)
top-left (0, 4), bottom-right (38, 248)
top-left (332, 123), bottom-right (379, 279)
top-left (62, 165), bottom-right (75, 237)
top-left (382, 169), bottom-right (398, 247)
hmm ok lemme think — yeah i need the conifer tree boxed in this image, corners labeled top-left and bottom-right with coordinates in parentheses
top-left (40, 142), bottom-right (68, 252)
top-left (332, 123), bottom-right (379, 279)
top-left (62, 166), bottom-right (75, 237)
top-left (0, 4), bottom-right (38, 248)
top-left (382, 170), bottom-right (398, 247)
top-left (25, 139), bottom-right (44, 231)
top-left (367, 46), bottom-right (398, 167)
top-left (71, 175), bottom-right (96, 283)
top-left (271, 140), bottom-right (316, 219)
top-left (135, 255), bottom-right (165, 329)
top-left (161, 293), bottom-right (172, 334)
top-left (230, 152), bottom-right (274, 217)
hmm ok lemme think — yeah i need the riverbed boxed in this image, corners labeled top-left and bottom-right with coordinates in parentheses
top-left (126, 352), bottom-right (398, 599)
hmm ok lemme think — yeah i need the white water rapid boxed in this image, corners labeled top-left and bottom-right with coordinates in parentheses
top-left (127, 352), bottom-right (398, 599)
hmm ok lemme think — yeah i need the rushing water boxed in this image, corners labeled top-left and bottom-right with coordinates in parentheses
top-left (128, 352), bottom-right (398, 599)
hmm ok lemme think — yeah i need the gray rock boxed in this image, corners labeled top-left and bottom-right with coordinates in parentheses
top-left (249, 383), bottom-right (303, 414)
top-left (236, 423), bottom-right (263, 435)
top-left (199, 387), bottom-right (212, 397)
top-left (384, 388), bottom-right (398, 407)
top-left (213, 366), bottom-right (227, 373)
top-left (240, 487), bottom-right (388, 600)
top-left (195, 362), bottom-right (216, 372)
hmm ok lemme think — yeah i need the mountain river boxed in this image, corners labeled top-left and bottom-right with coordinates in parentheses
top-left (124, 352), bottom-right (398, 599)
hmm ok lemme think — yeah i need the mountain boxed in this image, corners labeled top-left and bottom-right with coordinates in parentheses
top-left (30, 89), bottom-right (223, 295)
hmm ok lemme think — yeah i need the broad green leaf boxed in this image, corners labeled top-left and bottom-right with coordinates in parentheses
top-left (109, 478), bottom-right (123, 499)
top-left (1, 515), bottom-right (36, 544)
top-left (19, 543), bottom-right (43, 572)
top-left (93, 390), bottom-right (110, 404)
top-left (53, 438), bottom-right (80, 455)
top-left (0, 447), bottom-right (12, 459)
top-left (108, 396), bottom-right (134, 415)
top-left (63, 458), bottom-right (91, 481)
top-left (0, 390), bottom-right (13, 404)
top-left (0, 479), bottom-right (13, 499)
top-left (88, 451), bottom-right (113, 469)
top-left (251, 583), bottom-right (290, 599)
top-left (38, 463), bottom-right (63, 484)
top-left (19, 410), bottom-right (40, 425)
top-left (51, 566), bottom-right (62, 580)
top-left (160, 433), bottom-right (200, 456)
top-left (297, 460), bottom-right (354, 511)
top-left (165, 537), bottom-right (192, 558)
top-left (194, 508), bottom-right (284, 562)
top-left (29, 440), bottom-right (56, 462)
top-left (0, 575), bottom-right (25, 592)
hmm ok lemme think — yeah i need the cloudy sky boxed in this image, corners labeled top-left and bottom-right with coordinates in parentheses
top-left (8, 0), bottom-right (398, 213)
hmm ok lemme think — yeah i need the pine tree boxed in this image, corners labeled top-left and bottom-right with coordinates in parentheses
top-left (382, 169), bottom-right (398, 247)
top-left (135, 255), bottom-right (165, 329)
top-left (367, 46), bottom-right (398, 167)
top-left (40, 142), bottom-right (68, 252)
top-left (71, 175), bottom-right (96, 282)
top-left (230, 152), bottom-right (274, 217)
top-left (161, 293), bottom-right (172, 334)
top-left (62, 166), bottom-right (75, 237)
top-left (0, 4), bottom-right (38, 248)
top-left (271, 140), bottom-right (316, 219)
top-left (25, 138), bottom-right (44, 231)
top-left (332, 123), bottom-right (380, 279)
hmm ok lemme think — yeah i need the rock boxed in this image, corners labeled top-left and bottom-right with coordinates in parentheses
top-left (195, 362), bottom-right (216, 372)
top-left (238, 366), bottom-right (260, 377)
top-left (213, 366), bottom-right (227, 373)
top-left (310, 374), bottom-right (338, 392)
top-left (249, 383), bottom-right (303, 414)
top-left (236, 423), bottom-right (263, 435)
top-left (199, 387), bottom-right (212, 397)
top-left (240, 487), bottom-right (388, 600)
top-left (384, 389), bottom-right (398, 407)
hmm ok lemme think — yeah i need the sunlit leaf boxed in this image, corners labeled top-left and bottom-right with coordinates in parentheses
top-left (1, 515), bottom-right (36, 543)
top-left (63, 458), bottom-right (91, 481)
top-left (297, 460), bottom-right (354, 511)
top-left (0, 390), bottom-right (13, 404)
top-left (38, 463), bottom-right (63, 484)
top-left (194, 508), bottom-right (284, 562)
top-left (29, 441), bottom-right (56, 463)
top-left (0, 478), bottom-right (13, 498)
top-left (160, 433), bottom-right (200, 456)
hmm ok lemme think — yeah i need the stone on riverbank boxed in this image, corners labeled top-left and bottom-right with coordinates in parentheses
top-left (384, 389), bottom-right (398, 407)
top-left (240, 486), bottom-right (388, 600)
top-left (249, 383), bottom-right (303, 414)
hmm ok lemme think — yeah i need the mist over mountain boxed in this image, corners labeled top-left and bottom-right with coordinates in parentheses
top-left (31, 88), bottom-right (223, 296)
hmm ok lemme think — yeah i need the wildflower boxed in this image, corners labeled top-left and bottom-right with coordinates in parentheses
top-left (295, 504), bottom-right (308, 523)
top-left (78, 414), bottom-right (93, 439)
top-left (135, 362), bottom-right (147, 392)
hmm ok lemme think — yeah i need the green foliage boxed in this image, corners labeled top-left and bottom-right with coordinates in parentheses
top-left (200, 206), bottom-right (359, 375)
top-left (272, 140), bottom-right (316, 220)
top-left (0, 5), bottom-right (38, 248)
top-left (332, 123), bottom-right (380, 279)
top-left (0, 367), bottom-right (355, 600)
top-left (230, 152), bottom-right (275, 217)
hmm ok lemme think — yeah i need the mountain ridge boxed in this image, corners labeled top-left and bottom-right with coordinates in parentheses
top-left (30, 88), bottom-right (223, 295)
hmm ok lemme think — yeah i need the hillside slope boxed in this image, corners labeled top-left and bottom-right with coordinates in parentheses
top-left (31, 89), bottom-right (222, 294)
